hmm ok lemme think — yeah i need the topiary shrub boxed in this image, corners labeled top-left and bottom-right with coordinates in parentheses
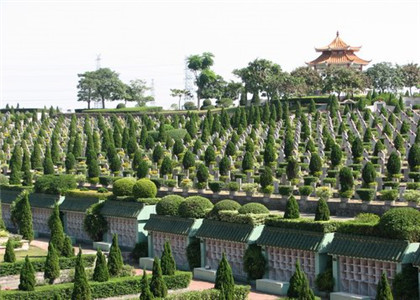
top-left (34, 174), bottom-right (77, 195)
top-left (284, 196), bottom-right (300, 219)
top-left (238, 203), bottom-right (269, 214)
top-left (208, 181), bottom-right (225, 193)
top-left (209, 200), bottom-right (241, 217)
top-left (355, 213), bottom-right (380, 224)
top-left (243, 244), bottom-right (266, 280)
top-left (186, 238), bottom-right (201, 270)
top-left (112, 178), bottom-right (136, 197)
top-left (278, 185), bottom-right (293, 196)
top-left (377, 208), bottom-right (420, 241)
top-left (133, 178), bottom-right (157, 198)
top-left (156, 195), bottom-right (185, 216)
top-left (178, 196), bottom-right (214, 218)
top-left (314, 198), bottom-right (330, 221)
top-left (299, 185), bottom-right (313, 196)
top-left (380, 189), bottom-right (398, 201)
top-left (356, 188), bottom-right (376, 202)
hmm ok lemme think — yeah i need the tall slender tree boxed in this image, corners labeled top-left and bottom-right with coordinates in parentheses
top-left (72, 248), bottom-right (92, 300)
top-left (19, 256), bottom-right (36, 291)
top-left (108, 234), bottom-right (123, 276)
top-left (214, 253), bottom-right (234, 300)
top-left (93, 249), bottom-right (109, 282)
top-left (44, 242), bottom-right (60, 284)
top-left (150, 257), bottom-right (168, 298)
top-left (160, 241), bottom-right (176, 276)
top-left (48, 203), bottom-right (65, 255)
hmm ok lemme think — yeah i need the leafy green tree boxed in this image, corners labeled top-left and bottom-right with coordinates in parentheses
top-left (77, 71), bottom-right (97, 109)
top-left (160, 241), bottom-right (176, 276)
top-left (43, 147), bottom-right (55, 175)
top-left (214, 253), bottom-right (234, 300)
top-left (125, 79), bottom-right (154, 106)
top-left (286, 157), bottom-right (299, 180)
top-left (150, 257), bottom-right (168, 298)
top-left (44, 242), bottom-right (60, 283)
top-left (387, 152), bottom-right (401, 178)
top-left (309, 153), bottom-right (322, 176)
top-left (160, 156), bottom-right (173, 176)
top-left (401, 63), bottom-right (420, 96)
top-left (4, 238), bottom-right (16, 263)
top-left (376, 272), bottom-right (393, 300)
top-left (260, 166), bottom-right (273, 188)
top-left (362, 162), bottom-right (376, 186)
top-left (351, 137), bottom-right (363, 161)
top-left (137, 160), bottom-right (149, 178)
top-left (139, 269), bottom-right (154, 300)
top-left (408, 143), bottom-right (420, 170)
top-left (19, 192), bottom-right (34, 241)
top-left (62, 235), bottom-right (75, 257)
top-left (339, 167), bottom-right (354, 194)
top-left (284, 196), bottom-right (300, 219)
top-left (287, 260), bottom-right (305, 298)
top-left (65, 152), bottom-right (76, 172)
top-left (330, 143), bottom-right (343, 167)
top-left (48, 203), bottom-right (65, 255)
top-left (72, 248), bottom-right (92, 300)
top-left (263, 142), bottom-right (275, 165)
top-left (19, 256), bottom-right (36, 291)
top-left (196, 164), bottom-right (209, 184)
top-left (9, 144), bottom-right (23, 184)
top-left (108, 234), bottom-right (124, 276)
top-left (242, 151), bottom-right (254, 171)
top-left (314, 198), bottom-right (330, 221)
top-left (366, 62), bottom-right (402, 92)
top-left (182, 150), bottom-right (195, 170)
top-left (204, 146), bottom-right (216, 166)
top-left (225, 141), bottom-right (235, 157)
top-left (93, 249), bottom-right (109, 282)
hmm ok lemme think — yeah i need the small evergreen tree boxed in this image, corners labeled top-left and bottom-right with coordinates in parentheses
top-left (387, 151), bottom-right (401, 178)
top-left (137, 160), bottom-right (149, 178)
top-left (287, 260), bottom-right (305, 298)
top-left (298, 277), bottom-right (316, 300)
top-left (19, 192), bottom-right (34, 241)
top-left (44, 242), bottom-right (60, 284)
top-left (214, 253), bottom-right (234, 300)
top-left (242, 151), bottom-right (254, 171)
top-left (62, 235), bottom-right (75, 257)
top-left (330, 143), bottom-right (343, 167)
top-left (72, 248), bottom-right (92, 300)
top-left (160, 241), bottom-right (176, 276)
top-left (196, 163), bottom-right (209, 184)
top-left (150, 257), bottom-right (168, 298)
top-left (219, 156), bottom-right (230, 176)
top-left (408, 143), bottom-right (420, 170)
top-left (19, 255), bottom-right (36, 291)
top-left (48, 203), bottom-right (65, 255)
top-left (93, 249), bottom-right (109, 282)
top-left (108, 234), bottom-right (123, 276)
top-left (4, 238), bottom-right (16, 263)
top-left (339, 167), bottom-right (354, 193)
top-left (260, 166), bottom-right (273, 188)
top-left (362, 161), bottom-right (376, 186)
top-left (182, 150), bottom-right (195, 170)
top-left (160, 156), bottom-right (173, 176)
top-left (314, 198), bottom-right (330, 221)
top-left (65, 152), bottom-right (76, 173)
top-left (139, 269), bottom-right (154, 300)
top-left (43, 147), bottom-right (55, 175)
top-left (376, 272), bottom-right (393, 300)
top-left (284, 196), bottom-right (300, 219)
top-left (309, 153), bottom-right (322, 176)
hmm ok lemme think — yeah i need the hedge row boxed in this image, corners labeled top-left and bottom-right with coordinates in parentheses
top-left (0, 255), bottom-right (96, 277)
top-left (165, 285), bottom-right (250, 300)
top-left (265, 217), bottom-right (339, 233)
top-left (2, 271), bottom-right (191, 299)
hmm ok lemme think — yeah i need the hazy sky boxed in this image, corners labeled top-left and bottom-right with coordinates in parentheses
top-left (1, 0), bottom-right (419, 110)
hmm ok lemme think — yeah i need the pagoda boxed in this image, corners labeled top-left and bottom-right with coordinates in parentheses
top-left (307, 31), bottom-right (370, 70)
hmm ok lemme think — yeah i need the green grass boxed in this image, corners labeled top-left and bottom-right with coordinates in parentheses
top-left (83, 106), bottom-right (162, 113)
top-left (0, 245), bottom-right (47, 263)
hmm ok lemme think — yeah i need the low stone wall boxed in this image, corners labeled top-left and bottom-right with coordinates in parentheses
top-left (0, 269), bottom-right (73, 290)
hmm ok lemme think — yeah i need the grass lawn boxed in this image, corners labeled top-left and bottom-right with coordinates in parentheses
top-left (0, 245), bottom-right (47, 263)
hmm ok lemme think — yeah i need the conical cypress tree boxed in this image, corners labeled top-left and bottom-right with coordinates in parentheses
top-left (288, 260), bottom-right (305, 298)
top-left (0, 200), bottom-right (5, 230)
top-left (214, 253), bottom-right (235, 300)
top-left (22, 150), bottom-right (33, 186)
top-left (62, 235), bottom-right (75, 257)
top-left (150, 257), bottom-right (168, 298)
top-left (93, 249), bottom-right (109, 282)
top-left (48, 203), bottom-right (65, 255)
top-left (19, 256), bottom-right (36, 291)
top-left (4, 238), bottom-right (16, 263)
top-left (298, 275), bottom-right (316, 300)
top-left (161, 241), bottom-right (176, 276)
top-left (107, 234), bottom-right (123, 276)
top-left (43, 147), bottom-right (55, 175)
top-left (71, 248), bottom-right (91, 300)
top-left (31, 142), bottom-right (42, 169)
top-left (139, 269), bottom-right (154, 300)
top-left (19, 192), bottom-right (34, 241)
top-left (376, 272), bottom-right (393, 300)
top-left (284, 196), bottom-right (300, 219)
top-left (9, 144), bottom-right (23, 184)
top-left (44, 242), bottom-right (60, 283)
top-left (314, 198), bottom-right (330, 221)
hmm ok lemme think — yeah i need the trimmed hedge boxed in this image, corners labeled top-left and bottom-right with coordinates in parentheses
top-left (156, 195), bottom-right (185, 216)
top-left (2, 272), bottom-right (192, 299)
top-left (65, 189), bottom-right (111, 200)
top-left (165, 285), bottom-right (250, 300)
top-left (34, 174), bottom-right (77, 195)
top-left (356, 188), bottom-right (375, 202)
top-left (133, 178), bottom-right (157, 198)
top-left (278, 185), bottom-right (293, 196)
top-left (238, 203), bottom-right (269, 214)
top-left (113, 178), bottom-right (136, 196)
top-left (0, 255), bottom-right (96, 277)
top-left (178, 196), bottom-right (214, 218)
top-left (265, 217), bottom-right (339, 233)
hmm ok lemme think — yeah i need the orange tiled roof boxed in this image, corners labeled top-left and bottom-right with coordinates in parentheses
top-left (315, 31), bottom-right (361, 52)
top-left (306, 51), bottom-right (370, 66)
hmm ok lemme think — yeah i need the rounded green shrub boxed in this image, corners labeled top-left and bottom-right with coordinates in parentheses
top-left (133, 178), bottom-right (157, 198)
top-left (112, 178), bottom-right (136, 196)
top-left (378, 208), bottom-right (420, 241)
top-left (178, 196), bottom-right (214, 218)
top-left (238, 203), bottom-right (269, 214)
top-left (210, 200), bottom-right (241, 216)
top-left (156, 195), bottom-right (185, 216)
top-left (243, 244), bottom-right (266, 280)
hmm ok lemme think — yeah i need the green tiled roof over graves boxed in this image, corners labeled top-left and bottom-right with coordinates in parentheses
top-left (195, 219), bottom-right (255, 243)
top-left (0, 190), bottom-right (21, 204)
top-left (29, 193), bottom-right (59, 208)
top-left (100, 200), bottom-right (144, 218)
top-left (328, 233), bottom-right (409, 262)
top-left (257, 227), bottom-right (326, 251)
top-left (145, 214), bottom-right (195, 236)
top-left (60, 196), bottom-right (100, 212)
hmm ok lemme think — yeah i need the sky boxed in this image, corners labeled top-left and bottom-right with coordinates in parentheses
top-left (1, 0), bottom-right (419, 111)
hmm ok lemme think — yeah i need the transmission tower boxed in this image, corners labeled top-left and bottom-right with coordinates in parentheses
top-left (94, 54), bottom-right (102, 108)
top-left (184, 57), bottom-right (195, 105)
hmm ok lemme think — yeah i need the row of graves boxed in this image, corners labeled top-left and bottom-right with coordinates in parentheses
top-left (1, 101), bottom-right (420, 206)
top-left (0, 188), bottom-right (155, 250)
top-left (138, 195), bottom-right (420, 300)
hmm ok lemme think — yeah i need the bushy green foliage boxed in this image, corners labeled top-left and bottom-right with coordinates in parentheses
top-left (93, 249), bottom-right (109, 282)
top-left (161, 241), bottom-right (176, 276)
top-left (113, 178), bottom-right (136, 196)
top-left (387, 151), bottom-right (401, 177)
top-left (44, 242), bottom-right (60, 284)
top-left (84, 202), bottom-right (108, 241)
top-left (243, 244), bottom-right (266, 280)
top-left (133, 179), bottom-right (157, 198)
top-left (48, 204), bottom-right (65, 255)
top-left (380, 189), bottom-right (398, 201)
top-left (298, 185), bottom-right (313, 196)
top-left (377, 208), bottom-right (420, 242)
top-left (160, 156), bottom-right (173, 175)
top-left (210, 200), bottom-right (241, 217)
top-left (339, 167), bottom-right (354, 193)
top-left (17, 192), bottom-right (34, 241)
top-left (284, 196), bottom-right (300, 219)
top-left (362, 162), bottom-right (376, 185)
top-left (182, 151), bottom-right (195, 170)
top-left (156, 195), bottom-right (185, 216)
top-left (408, 143), bottom-right (420, 170)
top-left (356, 188), bottom-right (376, 202)
top-left (238, 203), bottom-right (269, 214)
top-left (214, 253), bottom-right (234, 300)
top-left (4, 238), bottom-right (16, 263)
top-left (186, 238), bottom-right (201, 271)
top-left (150, 257), bottom-right (167, 298)
top-left (242, 152), bottom-right (254, 171)
top-left (19, 256), bottom-right (36, 291)
top-left (287, 260), bottom-right (315, 298)
top-left (259, 166), bottom-right (273, 188)
top-left (208, 181), bottom-right (225, 193)
top-left (108, 234), bottom-right (124, 276)
top-left (178, 196), bottom-right (214, 218)
top-left (315, 268), bottom-right (334, 292)
top-left (392, 265), bottom-right (419, 300)
top-left (34, 175), bottom-right (77, 195)
top-left (137, 160), bottom-right (150, 178)
top-left (314, 198), bottom-right (330, 221)
top-left (376, 272), bottom-right (393, 300)
top-left (71, 248), bottom-right (92, 300)
top-left (309, 153), bottom-right (322, 175)
top-left (196, 164), bottom-right (209, 183)
top-left (139, 270), bottom-right (154, 300)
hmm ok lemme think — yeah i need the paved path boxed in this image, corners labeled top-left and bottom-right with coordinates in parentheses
top-left (26, 239), bottom-right (279, 300)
